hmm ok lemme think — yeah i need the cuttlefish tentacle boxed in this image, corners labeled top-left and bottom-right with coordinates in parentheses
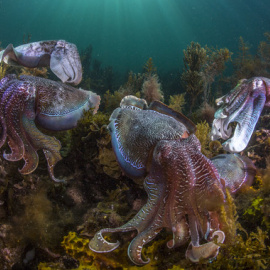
top-left (7, 82), bottom-right (39, 174)
top-left (89, 227), bottom-right (130, 253)
top-left (21, 96), bottom-right (63, 181)
top-left (158, 135), bottom-right (224, 246)
top-left (186, 230), bottom-right (225, 263)
top-left (128, 227), bottom-right (163, 265)
top-left (167, 218), bottom-right (190, 248)
top-left (3, 82), bottom-right (30, 162)
top-left (43, 149), bottom-right (62, 183)
top-left (0, 75), bottom-right (17, 148)
top-left (89, 173), bottom-right (165, 259)
top-left (187, 147), bottom-right (224, 240)
top-left (125, 172), bottom-right (167, 265)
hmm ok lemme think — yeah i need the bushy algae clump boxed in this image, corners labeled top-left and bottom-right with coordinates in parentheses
top-left (182, 41), bottom-right (231, 111)
top-left (168, 93), bottom-right (186, 113)
top-left (195, 120), bottom-right (212, 157)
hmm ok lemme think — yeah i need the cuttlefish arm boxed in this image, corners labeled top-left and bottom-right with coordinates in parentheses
top-left (186, 230), bottom-right (225, 263)
top-left (0, 40), bottom-right (82, 85)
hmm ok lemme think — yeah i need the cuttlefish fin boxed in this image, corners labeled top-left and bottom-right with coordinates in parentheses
top-left (148, 100), bottom-right (197, 134)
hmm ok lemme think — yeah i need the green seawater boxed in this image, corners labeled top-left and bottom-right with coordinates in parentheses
top-left (0, 0), bottom-right (269, 74)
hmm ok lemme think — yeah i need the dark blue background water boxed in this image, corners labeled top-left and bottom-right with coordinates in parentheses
top-left (0, 0), bottom-right (269, 74)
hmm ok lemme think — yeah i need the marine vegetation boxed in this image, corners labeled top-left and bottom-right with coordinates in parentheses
top-left (102, 57), bottom-right (161, 114)
top-left (80, 44), bottom-right (93, 77)
top-left (0, 63), bottom-right (8, 80)
top-left (231, 33), bottom-right (270, 84)
top-left (142, 73), bottom-right (164, 103)
top-left (194, 101), bottom-right (216, 125)
top-left (232, 37), bottom-right (255, 82)
top-left (49, 231), bottom-right (182, 270)
top-left (201, 47), bottom-right (231, 103)
top-left (59, 110), bottom-right (122, 180)
top-left (168, 93), bottom-right (186, 113)
top-left (195, 120), bottom-right (212, 157)
top-left (246, 129), bottom-right (270, 168)
top-left (19, 66), bottom-right (48, 78)
top-left (143, 57), bottom-right (157, 75)
top-left (89, 95), bottom-right (256, 265)
top-left (78, 44), bottom-right (115, 95)
top-left (258, 32), bottom-right (270, 76)
top-left (181, 41), bottom-right (231, 112)
top-left (209, 189), bottom-right (270, 270)
top-left (141, 58), bottom-right (164, 103)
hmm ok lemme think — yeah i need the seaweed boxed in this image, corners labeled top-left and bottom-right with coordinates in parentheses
top-left (143, 57), bottom-right (157, 76)
top-left (19, 67), bottom-right (48, 78)
top-left (209, 189), bottom-right (270, 269)
top-left (181, 42), bottom-right (231, 112)
top-left (0, 62), bottom-right (8, 80)
top-left (56, 110), bottom-right (121, 179)
top-left (182, 42), bottom-right (207, 112)
top-left (142, 74), bottom-right (164, 103)
top-left (230, 33), bottom-right (270, 85)
top-left (168, 93), bottom-right (186, 113)
top-left (195, 120), bottom-right (212, 158)
top-left (59, 231), bottom-right (190, 270)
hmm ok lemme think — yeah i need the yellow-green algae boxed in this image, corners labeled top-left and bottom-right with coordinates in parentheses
top-left (56, 110), bottom-right (121, 179)
top-left (195, 120), bottom-right (212, 158)
top-left (168, 93), bottom-right (186, 113)
top-left (40, 231), bottom-right (189, 270)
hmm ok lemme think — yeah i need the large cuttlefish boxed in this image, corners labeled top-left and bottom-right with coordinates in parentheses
top-left (0, 40), bottom-right (100, 181)
top-left (89, 95), bottom-right (255, 264)
top-left (0, 74), bottom-right (100, 182)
